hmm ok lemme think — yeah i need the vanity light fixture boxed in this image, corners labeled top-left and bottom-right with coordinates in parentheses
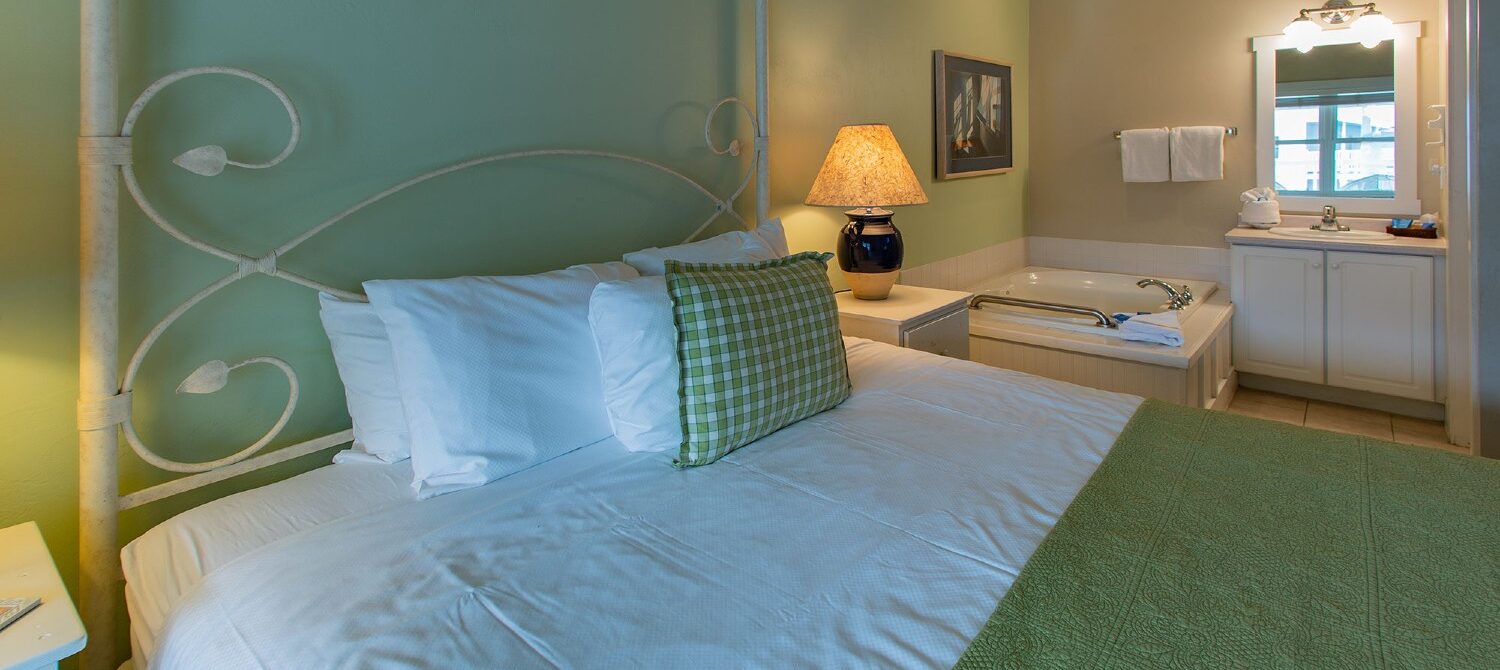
top-left (1353, 8), bottom-right (1395, 48)
top-left (1283, 1), bottom-right (1396, 52)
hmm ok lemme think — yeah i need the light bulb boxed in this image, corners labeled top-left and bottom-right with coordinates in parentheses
top-left (1354, 10), bottom-right (1394, 48)
top-left (1284, 15), bottom-right (1321, 52)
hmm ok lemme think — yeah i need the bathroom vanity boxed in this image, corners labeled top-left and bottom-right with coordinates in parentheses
top-left (1227, 226), bottom-right (1446, 405)
top-left (1235, 17), bottom-right (1449, 414)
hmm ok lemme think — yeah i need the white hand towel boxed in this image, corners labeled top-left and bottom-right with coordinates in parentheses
top-left (1170, 126), bottom-right (1225, 182)
top-left (1120, 128), bottom-right (1170, 183)
top-left (1120, 310), bottom-right (1184, 347)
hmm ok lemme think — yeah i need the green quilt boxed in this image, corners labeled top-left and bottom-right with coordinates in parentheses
top-left (955, 400), bottom-right (1499, 669)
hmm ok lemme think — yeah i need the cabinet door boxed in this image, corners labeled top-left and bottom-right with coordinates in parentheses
top-left (1326, 251), bottom-right (1435, 400)
top-left (1231, 246), bottom-right (1326, 383)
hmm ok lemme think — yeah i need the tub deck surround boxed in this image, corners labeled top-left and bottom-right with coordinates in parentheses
top-left (967, 267), bottom-right (1236, 411)
top-left (971, 294), bottom-right (1235, 410)
top-left (972, 291), bottom-right (1233, 370)
top-left (971, 267), bottom-right (1218, 332)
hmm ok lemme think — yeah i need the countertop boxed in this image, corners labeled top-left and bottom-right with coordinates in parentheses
top-left (1225, 216), bottom-right (1447, 257)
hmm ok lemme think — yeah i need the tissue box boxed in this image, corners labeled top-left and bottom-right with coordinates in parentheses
top-left (1240, 200), bottom-right (1281, 226)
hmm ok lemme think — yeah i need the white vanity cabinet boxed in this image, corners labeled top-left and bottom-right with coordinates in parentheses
top-left (1230, 246), bottom-right (1326, 384)
top-left (1230, 244), bottom-right (1437, 401)
top-left (1325, 252), bottom-right (1435, 400)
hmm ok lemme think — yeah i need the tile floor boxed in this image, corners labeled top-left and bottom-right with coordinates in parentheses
top-left (1226, 388), bottom-right (1468, 454)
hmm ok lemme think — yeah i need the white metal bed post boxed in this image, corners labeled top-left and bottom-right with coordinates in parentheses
top-left (78, 0), bottom-right (121, 667)
top-left (755, 0), bottom-right (770, 222)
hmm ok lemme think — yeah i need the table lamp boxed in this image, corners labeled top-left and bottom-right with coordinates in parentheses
top-left (805, 124), bottom-right (929, 300)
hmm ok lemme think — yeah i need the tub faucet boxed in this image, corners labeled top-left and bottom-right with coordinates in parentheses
top-left (1315, 205), bottom-right (1350, 232)
top-left (1137, 278), bottom-right (1188, 310)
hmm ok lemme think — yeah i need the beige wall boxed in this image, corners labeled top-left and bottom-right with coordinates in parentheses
top-left (1029, 0), bottom-right (1443, 248)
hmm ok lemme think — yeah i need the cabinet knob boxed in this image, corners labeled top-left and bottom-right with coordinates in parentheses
top-left (1331, 263), bottom-right (1340, 270)
top-left (1312, 262), bottom-right (1322, 269)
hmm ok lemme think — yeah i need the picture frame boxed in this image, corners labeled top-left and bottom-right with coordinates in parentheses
top-left (933, 51), bottom-right (1014, 179)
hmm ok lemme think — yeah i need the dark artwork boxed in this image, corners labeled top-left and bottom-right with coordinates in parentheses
top-left (934, 51), bottom-right (1014, 179)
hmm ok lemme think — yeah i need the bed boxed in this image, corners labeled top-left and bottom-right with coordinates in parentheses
top-left (74, 2), bottom-right (1500, 669)
top-left (76, 4), bottom-right (780, 667)
top-left (126, 339), bottom-right (1141, 668)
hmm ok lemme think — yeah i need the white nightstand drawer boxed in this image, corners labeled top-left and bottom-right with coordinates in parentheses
top-left (902, 309), bottom-right (969, 359)
top-left (835, 285), bottom-right (971, 358)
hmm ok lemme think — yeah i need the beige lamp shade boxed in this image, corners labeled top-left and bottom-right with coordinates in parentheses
top-left (804, 124), bottom-right (929, 208)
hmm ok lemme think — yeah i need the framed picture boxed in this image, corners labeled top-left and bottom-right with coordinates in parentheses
top-left (934, 51), bottom-right (1014, 179)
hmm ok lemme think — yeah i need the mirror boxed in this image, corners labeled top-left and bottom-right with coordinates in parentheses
top-left (1253, 24), bottom-right (1420, 215)
top-left (1274, 43), bottom-right (1395, 198)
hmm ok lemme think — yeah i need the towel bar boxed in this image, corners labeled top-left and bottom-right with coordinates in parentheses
top-left (1113, 127), bottom-right (1238, 140)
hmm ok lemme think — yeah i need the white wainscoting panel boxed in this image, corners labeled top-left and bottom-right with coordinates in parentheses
top-left (1027, 237), bottom-right (1231, 287)
top-left (900, 236), bottom-right (1233, 293)
top-left (901, 237), bottom-right (1027, 291)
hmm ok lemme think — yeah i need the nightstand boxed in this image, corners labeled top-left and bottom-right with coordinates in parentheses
top-left (0, 523), bottom-right (86, 670)
top-left (835, 285), bottom-right (971, 359)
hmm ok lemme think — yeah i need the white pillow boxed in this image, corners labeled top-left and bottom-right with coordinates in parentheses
top-left (317, 293), bottom-right (410, 463)
top-left (622, 220), bottom-right (784, 276)
top-left (588, 276), bottom-right (680, 452)
top-left (754, 217), bottom-right (790, 257)
top-left (365, 262), bottom-right (639, 499)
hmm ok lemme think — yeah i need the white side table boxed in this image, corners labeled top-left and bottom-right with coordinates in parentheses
top-left (835, 285), bottom-right (972, 360)
top-left (0, 523), bottom-right (86, 670)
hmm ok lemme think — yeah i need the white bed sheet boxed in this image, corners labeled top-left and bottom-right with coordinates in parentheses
top-left (147, 339), bottom-right (1142, 669)
top-left (122, 458), bottom-right (415, 663)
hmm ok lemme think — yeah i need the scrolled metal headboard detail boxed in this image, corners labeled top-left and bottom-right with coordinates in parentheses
top-left (77, 6), bottom-right (769, 667)
top-left (109, 66), bottom-right (765, 505)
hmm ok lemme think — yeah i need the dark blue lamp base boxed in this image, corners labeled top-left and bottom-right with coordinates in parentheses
top-left (837, 208), bottom-right (904, 300)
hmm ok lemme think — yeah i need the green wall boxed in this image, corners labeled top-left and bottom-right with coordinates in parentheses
top-left (771, 1), bottom-right (1030, 275)
top-left (0, 0), bottom-right (1026, 664)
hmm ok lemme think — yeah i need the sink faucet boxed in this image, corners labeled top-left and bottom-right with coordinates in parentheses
top-left (1314, 205), bottom-right (1351, 232)
top-left (1137, 278), bottom-right (1189, 310)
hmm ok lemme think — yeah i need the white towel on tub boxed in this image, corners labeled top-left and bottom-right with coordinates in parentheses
top-left (1120, 310), bottom-right (1184, 347)
top-left (1120, 128), bottom-right (1170, 183)
top-left (1170, 126), bottom-right (1226, 182)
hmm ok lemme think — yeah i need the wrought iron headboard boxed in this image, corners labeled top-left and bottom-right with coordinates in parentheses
top-left (75, 2), bottom-right (772, 667)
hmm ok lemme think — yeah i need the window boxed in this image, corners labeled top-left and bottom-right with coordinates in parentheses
top-left (1273, 78), bottom-right (1396, 198)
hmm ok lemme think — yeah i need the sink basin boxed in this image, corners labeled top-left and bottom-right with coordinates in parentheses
top-left (1267, 227), bottom-right (1395, 241)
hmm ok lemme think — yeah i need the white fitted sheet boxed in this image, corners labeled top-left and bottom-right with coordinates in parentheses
top-left (121, 458), bottom-right (415, 663)
top-left (145, 339), bottom-right (1142, 669)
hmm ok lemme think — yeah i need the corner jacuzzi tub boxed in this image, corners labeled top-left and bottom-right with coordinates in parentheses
top-left (967, 267), bottom-right (1236, 410)
top-left (972, 268), bottom-right (1219, 336)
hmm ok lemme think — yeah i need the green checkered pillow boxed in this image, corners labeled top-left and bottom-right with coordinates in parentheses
top-left (665, 251), bottom-right (851, 467)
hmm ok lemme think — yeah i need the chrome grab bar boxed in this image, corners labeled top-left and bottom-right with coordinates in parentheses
top-left (968, 293), bottom-right (1117, 329)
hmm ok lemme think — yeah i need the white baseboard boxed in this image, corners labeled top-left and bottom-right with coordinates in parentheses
top-left (1239, 373), bottom-right (1446, 421)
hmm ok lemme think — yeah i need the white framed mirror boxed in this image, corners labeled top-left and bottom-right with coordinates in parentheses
top-left (1253, 22), bottom-right (1422, 215)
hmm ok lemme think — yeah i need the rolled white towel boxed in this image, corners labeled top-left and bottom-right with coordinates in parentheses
top-left (1119, 310), bottom-right (1184, 347)
top-left (1240, 186), bottom-right (1278, 203)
